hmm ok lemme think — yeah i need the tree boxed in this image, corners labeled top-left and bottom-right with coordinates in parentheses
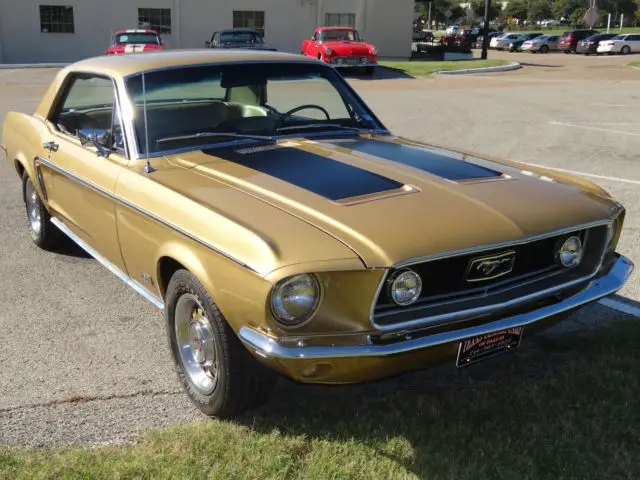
top-left (528, 0), bottom-right (553, 23)
top-left (504, 0), bottom-right (528, 21)
top-left (415, 0), bottom-right (466, 28)
top-left (470, 0), bottom-right (501, 22)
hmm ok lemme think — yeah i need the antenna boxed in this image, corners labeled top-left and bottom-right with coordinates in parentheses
top-left (141, 71), bottom-right (155, 173)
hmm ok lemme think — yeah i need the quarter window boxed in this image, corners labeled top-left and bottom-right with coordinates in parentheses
top-left (39, 5), bottom-right (74, 34)
top-left (325, 13), bottom-right (356, 27)
top-left (53, 74), bottom-right (125, 153)
top-left (233, 11), bottom-right (265, 36)
top-left (137, 8), bottom-right (172, 35)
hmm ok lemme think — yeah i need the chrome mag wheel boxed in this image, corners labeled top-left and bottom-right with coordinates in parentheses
top-left (25, 179), bottom-right (42, 238)
top-left (175, 293), bottom-right (219, 395)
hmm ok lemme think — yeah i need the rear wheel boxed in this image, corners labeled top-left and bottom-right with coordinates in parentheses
top-left (621, 46), bottom-right (631, 55)
top-left (165, 269), bottom-right (277, 418)
top-left (540, 45), bottom-right (549, 54)
top-left (22, 171), bottom-right (62, 250)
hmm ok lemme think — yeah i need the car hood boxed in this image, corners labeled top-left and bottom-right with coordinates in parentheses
top-left (322, 41), bottom-right (373, 55)
top-left (159, 135), bottom-right (614, 269)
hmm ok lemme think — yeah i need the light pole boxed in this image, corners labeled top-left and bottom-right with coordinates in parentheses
top-left (481, 0), bottom-right (492, 59)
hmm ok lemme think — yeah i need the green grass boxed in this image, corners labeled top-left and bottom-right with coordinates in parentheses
top-left (379, 59), bottom-right (509, 76)
top-left (1, 318), bottom-right (639, 479)
top-left (630, 61), bottom-right (640, 67)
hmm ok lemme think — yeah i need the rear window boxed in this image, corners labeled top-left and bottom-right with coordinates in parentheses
top-left (561, 32), bottom-right (571, 37)
top-left (611, 35), bottom-right (625, 40)
top-left (115, 32), bottom-right (160, 44)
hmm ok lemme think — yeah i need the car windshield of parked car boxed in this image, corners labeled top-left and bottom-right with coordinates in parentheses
top-left (115, 33), bottom-right (160, 44)
top-left (320, 29), bottom-right (361, 42)
top-left (220, 31), bottom-right (264, 44)
top-left (124, 62), bottom-right (382, 155)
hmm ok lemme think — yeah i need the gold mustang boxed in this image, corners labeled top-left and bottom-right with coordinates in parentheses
top-left (1, 50), bottom-right (634, 418)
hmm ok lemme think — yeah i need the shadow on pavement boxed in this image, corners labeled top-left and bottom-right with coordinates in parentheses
top-left (234, 314), bottom-right (639, 478)
top-left (341, 66), bottom-right (415, 81)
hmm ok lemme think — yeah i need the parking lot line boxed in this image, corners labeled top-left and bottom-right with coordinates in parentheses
top-left (549, 121), bottom-right (640, 137)
top-left (522, 162), bottom-right (640, 185)
top-left (598, 297), bottom-right (640, 318)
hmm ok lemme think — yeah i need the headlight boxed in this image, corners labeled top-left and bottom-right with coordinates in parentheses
top-left (387, 269), bottom-right (422, 306)
top-left (371, 47), bottom-right (378, 55)
top-left (557, 236), bottom-right (583, 267)
top-left (324, 47), bottom-right (333, 55)
top-left (270, 274), bottom-right (320, 327)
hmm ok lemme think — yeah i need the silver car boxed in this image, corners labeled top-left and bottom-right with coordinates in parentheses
top-left (521, 35), bottom-right (560, 53)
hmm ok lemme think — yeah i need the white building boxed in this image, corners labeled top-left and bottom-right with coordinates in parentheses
top-left (0, 0), bottom-right (415, 63)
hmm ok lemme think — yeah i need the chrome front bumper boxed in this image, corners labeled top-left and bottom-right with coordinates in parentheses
top-left (239, 255), bottom-right (634, 360)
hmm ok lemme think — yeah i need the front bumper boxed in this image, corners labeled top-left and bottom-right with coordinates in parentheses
top-left (239, 255), bottom-right (634, 383)
top-left (330, 59), bottom-right (378, 68)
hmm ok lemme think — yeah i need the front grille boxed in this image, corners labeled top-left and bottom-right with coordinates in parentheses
top-left (373, 224), bottom-right (608, 329)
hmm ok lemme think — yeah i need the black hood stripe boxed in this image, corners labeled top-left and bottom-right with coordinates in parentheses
top-left (322, 139), bottom-right (502, 181)
top-left (203, 144), bottom-right (404, 201)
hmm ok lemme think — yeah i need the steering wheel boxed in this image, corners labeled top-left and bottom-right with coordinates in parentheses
top-left (281, 104), bottom-right (331, 121)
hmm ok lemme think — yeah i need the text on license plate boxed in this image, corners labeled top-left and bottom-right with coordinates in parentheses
top-left (456, 327), bottom-right (524, 367)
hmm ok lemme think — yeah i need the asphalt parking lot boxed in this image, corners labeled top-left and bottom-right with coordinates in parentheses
top-left (0, 55), bottom-right (638, 447)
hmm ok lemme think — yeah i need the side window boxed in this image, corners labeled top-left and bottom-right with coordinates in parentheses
top-left (629, 35), bottom-right (640, 41)
top-left (52, 74), bottom-right (125, 154)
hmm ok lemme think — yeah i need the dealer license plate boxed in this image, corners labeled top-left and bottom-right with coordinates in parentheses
top-left (456, 327), bottom-right (523, 367)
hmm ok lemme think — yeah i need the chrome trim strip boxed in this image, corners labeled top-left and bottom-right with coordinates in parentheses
top-left (393, 220), bottom-right (611, 269)
top-left (50, 217), bottom-right (165, 309)
top-left (239, 255), bottom-right (634, 360)
top-left (37, 156), bottom-right (259, 274)
top-left (368, 220), bottom-right (613, 331)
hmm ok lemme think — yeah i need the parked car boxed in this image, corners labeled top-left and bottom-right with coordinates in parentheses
top-left (205, 28), bottom-right (277, 51)
top-left (596, 33), bottom-right (640, 55)
top-left (469, 27), bottom-right (498, 47)
top-left (476, 31), bottom-right (502, 48)
top-left (521, 34), bottom-right (560, 53)
top-left (105, 29), bottom-right (163, 55)
top-left (576, 33), bottom-right (618, 55)
top-left (301, 27), bottom-right (378, 74)
top-left (505, 32), bottom-right (544, 52)
top-left (0, 50), bottom-right (633, 418)
top-left (558, 29), bottom-right (599, 53)
top-left (490, 33), bottom-right (523, 50)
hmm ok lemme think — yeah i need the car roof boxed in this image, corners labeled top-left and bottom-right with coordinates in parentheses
top-left (60, 49), bottom-right (319, 78)
top-left (316, 26), bottom-right (356, 31)
top-left (115, 29), bottom-right (158, 35)
top-left (219, 28), bottom-right (261, 34)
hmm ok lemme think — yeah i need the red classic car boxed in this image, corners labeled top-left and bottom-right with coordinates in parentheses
top-left (105, 29), bottom-right (164, 55)
top-left (301, 27), bottom-right (378, 74)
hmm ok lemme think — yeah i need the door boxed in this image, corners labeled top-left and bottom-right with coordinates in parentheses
top-left (38, 72), bottom-right (129, 272)
top-left (629, 34), bottom-right (640, 52)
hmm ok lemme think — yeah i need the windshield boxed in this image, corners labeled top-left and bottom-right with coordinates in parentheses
top-left (115, 32), bottom-right (160, 44)
top-left (219, 31), bottom-right (264, 44)
top-left (125, 62), bottom-right (383, 156)
top-left (320, 29), bottom-right (362, 42)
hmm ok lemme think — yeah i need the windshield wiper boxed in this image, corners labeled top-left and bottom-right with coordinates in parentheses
top-left (276, 123), bottom-right (366, 133)
top-left (157, 132), bottom-right (274, 144)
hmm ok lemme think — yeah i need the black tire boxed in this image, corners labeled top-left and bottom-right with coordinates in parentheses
top-left (621, 46), bottom-right (631, 55)
top-left (22, 171), bottom-right (62, 250)
top-left (540, 45), bottom-right (549, 54)
top-left (564, 50), bottom-right (571, 54)
top-left (165, 269), bottom-right (277, 418)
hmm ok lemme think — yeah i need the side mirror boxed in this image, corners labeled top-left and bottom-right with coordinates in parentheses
top-left (79, 128), bottom-right (110, 158)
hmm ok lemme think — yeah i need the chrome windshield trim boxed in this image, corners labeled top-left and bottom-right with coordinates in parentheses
top-left (131, 130), bottom-right (389, 160)
top-left (239, 255), bottom-right (634, 360)
top-left (50, 217), bottom-right (165, 309)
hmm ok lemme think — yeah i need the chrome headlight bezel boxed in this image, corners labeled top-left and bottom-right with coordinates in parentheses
top-left (371, 47), bottom-right (378, 55)
top-left (324, 47), bottom-right (333, 56)
top-left (386, 268), bottom-right (423, 306)
top-left (269, 273), bottom-right (321, 328)
top-left (557, 235), bottom-right (584, 268)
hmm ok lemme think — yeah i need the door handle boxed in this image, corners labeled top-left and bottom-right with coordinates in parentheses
top-left (43, 141), bottom-right (59, 152)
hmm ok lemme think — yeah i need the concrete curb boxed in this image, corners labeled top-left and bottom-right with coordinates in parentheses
top-left (435, 61), bottom-right (522, 75)
top-left (0, 63), bottom-right (69, 69)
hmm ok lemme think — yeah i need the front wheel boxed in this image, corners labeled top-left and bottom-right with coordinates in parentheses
top-left (165, 269), bottom-right (277, 418)
top-left (22, 171), bottom-right (62, 250)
